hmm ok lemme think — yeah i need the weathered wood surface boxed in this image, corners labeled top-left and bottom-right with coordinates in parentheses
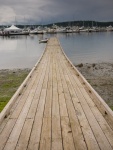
top-left (0, 37), bottom-right (113, 150)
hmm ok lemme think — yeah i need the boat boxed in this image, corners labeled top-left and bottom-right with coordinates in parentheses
top-left (72, 26), bottom-right (80, 33)
top-left (37, 26), bottom-right (45, 34)
top-left (37, 30), bottom-right (44, 34)
top-left (30, 28), bottom-right (38, 34)
top-left (106, 25), bottom-right (113, 31)
top-left (79, 28), bottom-right (89, 32)
top-left (65, 27), bottom-right (73, 33)
top-left (56, 27), bottom-right (66, 33)
top-left (47, 28), bottom-right (56, 34)
top-left (39, 38), bottom-right (48, 43)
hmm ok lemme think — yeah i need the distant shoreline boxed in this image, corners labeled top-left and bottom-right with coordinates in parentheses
top-left (1, 20), bottom-right (113, 28)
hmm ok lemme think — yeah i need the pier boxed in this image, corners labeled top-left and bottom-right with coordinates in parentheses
top-left (0, 37), bottom-right (113, 150)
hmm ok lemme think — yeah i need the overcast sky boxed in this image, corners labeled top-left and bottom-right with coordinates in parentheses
top-left (0, 0), bottom-right (113, 25)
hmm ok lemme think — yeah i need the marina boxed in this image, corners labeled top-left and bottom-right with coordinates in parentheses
top-left (0, 37), bottom-right (113, 150)
top-left (0, 24), bottom-right (113, 36)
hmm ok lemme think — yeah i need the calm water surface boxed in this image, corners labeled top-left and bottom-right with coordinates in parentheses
top-left (0, 35), bottom-right (45, 69)
top-left (57, 32), bottom-right (113, 64)
top-left (0, 32), bottom-right (113, 69)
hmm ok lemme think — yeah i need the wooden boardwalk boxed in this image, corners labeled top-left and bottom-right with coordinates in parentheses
top-left (0, 37), bottom-right (113, 150)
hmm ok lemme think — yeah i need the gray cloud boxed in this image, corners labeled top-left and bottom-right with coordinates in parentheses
top-left (0, 0), bottom-right (113, 25)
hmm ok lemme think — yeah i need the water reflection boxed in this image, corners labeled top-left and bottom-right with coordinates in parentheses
top-left (0, 32), bottom-right (113, 69)
top-left (57, 32), bottom-right (113, 64)
top-left (0, 39), bottom-right (17, 52)
top-left (0, 35), bottom-right (45, 69)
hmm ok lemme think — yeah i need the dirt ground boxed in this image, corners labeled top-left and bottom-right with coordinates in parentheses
top-left (76, 63), bottom-right (113, 110)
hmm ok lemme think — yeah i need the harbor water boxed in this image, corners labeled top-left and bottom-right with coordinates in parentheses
top-left (0, 32), bottom-right (113, 69)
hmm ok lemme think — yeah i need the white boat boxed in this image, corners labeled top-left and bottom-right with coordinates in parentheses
top-left (79, 28), bottom-right (89, 32)
top-left (37, 30), bottom-right (44, 34)
top-left (47, 28), bottom-right (56, 34)
top-left (39, 38), bottom-right (48, 43)
top-left (79, 26), bottom-right (85, 30)
top-left (72, 26), bottom-right (80, 33)
top-left (30, 29), bottom-right (38, 34)
top-left (37, 26), bottom-right (45, 34)
top-left (65, 27), bottom-right (73, 33)
top-left (106, 25), bottom-right (113, 31)
top-left (56, 28), bottom-right (66, 33)
top-left (88, 27), bottom-right (99, 32)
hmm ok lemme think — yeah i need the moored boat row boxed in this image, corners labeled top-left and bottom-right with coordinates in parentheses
top-left (0, 24), bottom-right (113, 36)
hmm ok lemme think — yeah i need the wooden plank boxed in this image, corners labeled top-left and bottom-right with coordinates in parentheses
top-left (44, 52), bottom-right (52, 118)
top-left (52, 54), bottom-right (60, 117)
top-left (55, 52), bottom-right (75, 150)
top-left (27, 98), bottom-right (45, 150)
top-left (15, 119), bottom-right (33, 150)
top-left (27, 51), bottom-right (50, 150)
top-left (39, 117), bottom-right (51, 150)
top-left (61, 117), bottom-right (75, 150)
top-left (64, 74), bottom-right (100, 150)
top-left (3, 90), bottom-right (36, 150)
top-left (52, 117), bottom-right (63, 150)
top-left (39, 50), bottom-right (52, 150)
top-left (10, 62), bottom-right (43, 119)
top-left (51, 51), bottom-right (63, 150)
top-left (57, 52), bottom-right (100, 149)
top-left (55, 52), bottom-right (68, 117)
top-left (0, 102), bottom-right (20, 134)
top-left (80, 87), bottom-right (113, 149)
top-left (84, 82), bottom-right (113, 130)
top-left (0, 119), bottom-right (16, 150)
top-left (27, 53), bottom-right (49, 119)
top-left (74, 93), bottom-right (113, 150)
top-left (57, 49), bottom-right (87, 150)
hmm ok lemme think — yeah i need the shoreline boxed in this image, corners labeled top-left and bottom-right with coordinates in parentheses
top-left (76, 62), bottom-right (113, 110)
top-left (0, 62), bottom-right (113, 112)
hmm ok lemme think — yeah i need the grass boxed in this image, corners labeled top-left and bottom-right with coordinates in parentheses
top-left (110, 106), bottom-right (113, 111)
top-left (0, 69), bottom-right (30, 112)
top-left (0, 97), bottom-right (11, 112)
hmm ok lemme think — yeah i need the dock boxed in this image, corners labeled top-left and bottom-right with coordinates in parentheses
top-left (0, 37), bottom-right (113, 150)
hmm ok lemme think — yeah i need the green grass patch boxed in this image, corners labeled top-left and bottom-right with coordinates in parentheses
top-left (0, 97), bottom-right (11, 112)
top-left (110, 106), bottom-right (113, 111)
top-left (0, 69), bottom-right (30, 112)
